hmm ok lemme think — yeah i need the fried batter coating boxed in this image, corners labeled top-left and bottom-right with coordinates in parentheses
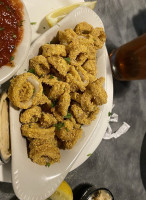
top-left (8, 73), bottom-right (43, 109)
top-left (66, 66), bottom-right (88, 92)
top-left (87, 45), bottom-right (97, 60)
top-left (82, 60), bottom-right (97, 75)
top-left (87, 77), bottom-right (107, 105)
top-left (40, 75), bottom-right (59, 86)
top-left (29, 143), bottom-right (60, 165)
top-left (58, 29), bottom-right (78, 45)
top-left (56, 120), bottom-right (74, 141)
top-left (74, 22), bottom-right (106, 50)
top-left (51, 108), bottom-right (64, 122)
top-left (61, 129), bottom-right (83, 149)
top-left (90, 27), bottom-right (106, 49)
top-left (71, 104), bottom-right (100, 125)
top-left (29, 138), bottom-right (58, 149)
top-left (35, 95), bottom-right (52, 108)
top-left (58, 92), bottom-right (71, 116)
top-left (74, 22), bottom-right (93, 36)
top-left (48, 56), bottom-right (70, 76)
top-left (20, 106), bottom-right (41, 124)
top-left (56, 119), bottom-right (83, 149)
top-left (29, 55), bottom-right (50, 77)
top-left (80, 91), bottom-right (97, 112)
top-left (70, 92), bottom-right (81, 103)
top-left (71, 104), bottom-right (89, 125)
top-left (49, 82), bottom-right (70, 99)
top-left (40, 112), bottom-right (57, 128)
top-left (42, 44), bottom-right (66, 57)
top-left (66, 37), bottom-right (93, 65)
top-left (21, 123), bottom-right (55, 139)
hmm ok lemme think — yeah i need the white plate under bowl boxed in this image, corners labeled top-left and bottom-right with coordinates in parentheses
top-left (0, 0), bottom-right (31, 85)
top-left (10, 6), bottom-right (111, 200)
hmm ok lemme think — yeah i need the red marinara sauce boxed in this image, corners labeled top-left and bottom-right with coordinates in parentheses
top-left (0, 0), bottom-right (24, 68)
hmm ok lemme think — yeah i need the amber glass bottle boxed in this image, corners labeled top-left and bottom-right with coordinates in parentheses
top-left (110, 34), bottom-right (146, 81)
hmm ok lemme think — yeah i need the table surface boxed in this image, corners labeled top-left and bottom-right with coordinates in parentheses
top-left (0, 0), bottom-right (146, 199)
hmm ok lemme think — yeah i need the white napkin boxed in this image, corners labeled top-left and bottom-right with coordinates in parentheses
top-left (104, 105), bottom-right (130, 140)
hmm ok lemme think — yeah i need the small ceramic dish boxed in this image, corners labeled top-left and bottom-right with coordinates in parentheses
top-left (0, 0), bottom-right (31, 85)
top-left (80, 186), bottom-right (114, 200)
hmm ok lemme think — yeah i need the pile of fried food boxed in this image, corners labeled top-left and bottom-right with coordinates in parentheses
top-left (8, 22), bottom-right (107, 166)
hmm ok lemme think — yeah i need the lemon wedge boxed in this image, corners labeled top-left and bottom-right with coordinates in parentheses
top-left (48, 180), bottom-right (73, 200)
top-left (46, 1), bottom-right (97, 27)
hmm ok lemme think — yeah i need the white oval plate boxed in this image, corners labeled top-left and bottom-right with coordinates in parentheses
top-left (10, 6), bottom-right (112, 200)
top-left (0, 0), bottom-right (31, 85)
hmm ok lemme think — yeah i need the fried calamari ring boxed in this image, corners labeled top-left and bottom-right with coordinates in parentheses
top-left (29, 143), bottom-right (60, 165)
top-left (87, 77), bottom-right (107, 105)
top-left (20, 106), bottom-right (41, 124)
top-left (40, 112), bottom-right (57, 128)
top-left (58, 29), bottom-right (78, 45)
top-left (74, 22), bottom-right (93, 36)
top-left (8, 73), bottom-right (43, 109)
top-left (21, 123), bottom-right (55, 139)
top-left (29, 138), bottom-right (58, 150)
top-left (29, 55), bottom-right (50, 77)
top-left (41, 44), bottom-right (66, 57)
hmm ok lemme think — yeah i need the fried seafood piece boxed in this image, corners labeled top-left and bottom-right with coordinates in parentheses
top-left (80, 91), bottom-right (97, 112)
top-left (71, 104), bottom-right (99, 125)
top-left (48, 81), bottom-right (70, 99)
top-left (74, 22), bottom-right (93, 36)
top-left (20, 106), bottom-right (41, 124)
top-left (40, 75), bottom-right (59, 86)
top-left (59, 128), bottom-right (83, 149)
top-left (55, 120), bottom-right (74, 141)
top-left (56, 119), bottom-right (83, 149)
top-left (8, 73), bottom-right (43, 109)
top-left (21, 123), bottom-right (55, 139)
top-left (90, 27), bottom-right (106, 49)
top-left (58, 28), bottom-right (78, 45)
top-left (87, 45), bottom-right (97, 60)
top-left (29, 138), bottom-right (58, 149)
top-left (66, 37), bottom-right (94, 65)
top-left (40, 112), bottom-right (57, 128)
top-left (74, 22), bottom-right (106, 50)
top-left (66, 66), bottom-right (89, 92)
top-left (70, 92), bottom-right (81, 103)
top-left (48, 56), bottom-right (70, 76)
top-left (29, 143), bottom-right (60, 165)
top-left (29, 55), bottom-right (50, 77)
top-left (41, 44), bottom-right (66, 57)
top-left (82, 60), bottom-right (97, 76)
top-left (35, 94), bottom-right (52, 108)
top-left (88, 73), bottom-right (97, 84)
top-left (58, 92), bottom-right (71, 116)
top-left (71, 104), bottom-right (89, 125)
top-left (87, 77), bottom-right (107, 105)
top-left (51, 108), bottom-right (64, 122)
